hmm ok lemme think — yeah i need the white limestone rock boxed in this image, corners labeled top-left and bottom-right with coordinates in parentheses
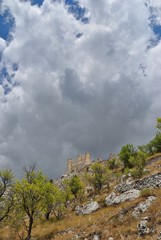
top-left (138, 217), bottom-right (150, 236)
top-left (75, 201), bottom-right (99, 215)
top-left (105, 192), bottom-right (116, 206)
top-left (105, 189), bottom-right (140, 206)
top-left (132, 196), bottom-right (156, 218)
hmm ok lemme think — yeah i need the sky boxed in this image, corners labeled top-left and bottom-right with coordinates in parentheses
top-left (0, 0), bottom-right (161, 179)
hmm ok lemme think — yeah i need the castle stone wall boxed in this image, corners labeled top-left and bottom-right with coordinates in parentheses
top-left (65, 153), bottom-right (91, 174)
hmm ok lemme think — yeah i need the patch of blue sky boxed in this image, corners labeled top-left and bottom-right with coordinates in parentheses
top-left (64, 0), bottom-right (88, 23)
top-left (147, 5), bottom-right (161, 46)
top-left (0, 64), bottom-right (19, 95)
top-left (30, 0), bottom-right (44, 6)
top-left (0, 8), bottom-right (15, 41)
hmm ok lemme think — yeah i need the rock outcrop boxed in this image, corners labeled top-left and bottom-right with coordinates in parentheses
top-left (115, 173), bottom-right (161, 193)
top-left (75, 201), bottom-right (99, 215)
top-left (105, 189), bottom-right (140, 206)
top-left (132, 196), bottom-right (156, 218)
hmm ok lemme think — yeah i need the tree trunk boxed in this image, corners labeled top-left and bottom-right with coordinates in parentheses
top-left (25, 217), bottom-right (33, 240)
top-left (45, 211), bottom-right (50, 220)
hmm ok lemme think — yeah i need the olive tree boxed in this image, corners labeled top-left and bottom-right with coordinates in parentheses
top-left (14, 165), bottom-right (48, 240)
top-left (0, 169), bottom-right (14, 222)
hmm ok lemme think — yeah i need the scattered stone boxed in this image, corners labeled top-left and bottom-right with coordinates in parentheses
top-left (157, 232), bottom-right (161, 240)
top-left (132, 196), bottom-right (156, 218)
top-left (93, 234), bottom-right (100, 240)
top-left (75, 201), bottom-right (99, 215)
top-left (105, 189), bottom-right (140, 206)
top-left (108, 237), bottom-right (114, 240)
top-left (138, 217), bottom-right (150, 236)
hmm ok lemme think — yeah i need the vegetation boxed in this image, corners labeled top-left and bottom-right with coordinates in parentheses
top-left (119, 144), bottom-right (137, 168)
top-left (0, 169), bottom-right (14, 222)
top-left (69, 175), bottom-right (84, 198)
top-left (90, 162), bottom-right (111, 192)
top-left (13, 165), bottom-right (49, 240)
top-left (139, 117), bottom-right (161, 155)
top-left (0, 118), bottom-right (160, 239)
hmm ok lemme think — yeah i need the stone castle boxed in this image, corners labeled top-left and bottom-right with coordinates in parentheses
top-left (65, 152), bottom-right (91, 174)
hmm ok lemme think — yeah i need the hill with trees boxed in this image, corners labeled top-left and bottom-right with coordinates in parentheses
top-left (0, 118), bottom-right (161, 240)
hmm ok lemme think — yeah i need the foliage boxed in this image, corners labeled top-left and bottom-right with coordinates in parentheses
top-left (119, 144), bottom-right (137, 168)
top-left (13, 165), bottom-right (48, 240)
top-left (62, 178), bottom-right (74, 207)
top-left (138, 118), bottom-right (161, 155)
top-left (129, 151), bottom-right (147, 178)
top-left (108, 158), bottom-right (120, 170)
top-left (0, 169), bottom-right (14, 222)
top-left (90, 162), bottom-right (111, 192)
top-left (156, 117), bottom-right (161, 130)
top-left (43, 182), bottom-right (66, 220)
top-left (69, 175), bottom-right (84, 198)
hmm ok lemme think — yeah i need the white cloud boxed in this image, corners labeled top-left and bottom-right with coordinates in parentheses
top-left (0, 0), bottom-right (161, 178)
top-left (0, 37), bottom-right (6, 52)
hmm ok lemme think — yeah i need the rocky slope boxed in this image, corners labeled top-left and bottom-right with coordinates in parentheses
top-left (46, 153), bottom-right (161, 240)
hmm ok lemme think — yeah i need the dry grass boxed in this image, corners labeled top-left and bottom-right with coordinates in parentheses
top-left (1, 153), bottom-right (161, 240)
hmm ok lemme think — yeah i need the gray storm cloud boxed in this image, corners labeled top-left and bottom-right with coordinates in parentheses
top-left (0, 0), bottom-right (161, 178)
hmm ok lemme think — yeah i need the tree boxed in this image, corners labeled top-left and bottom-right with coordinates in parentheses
top-left (69, 175), bottom-right (84, 198)
top-left (129, 151), bottom-right (146, 178)
top-left (90, 162), bottom-right (110, 192)
top-left (0, 169), bottom-right (14, 222)
top-left (138, 118), bottom-right (161, 156)
top-left (62, 178), bottom-right (74, 207)
top-left (156, 117), bottom-right (161, 130)
top-left (119, 144), bottom-right (137, 168)
top-left (43, 182), bottom-right (65, 220)
top-left (14, 165), bottom-right (48, 240)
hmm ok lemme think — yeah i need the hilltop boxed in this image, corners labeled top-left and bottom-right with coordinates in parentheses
top-left (0, 118), bottom-right (161, 240)
top-left (1, 153), bottom-right (161, 240)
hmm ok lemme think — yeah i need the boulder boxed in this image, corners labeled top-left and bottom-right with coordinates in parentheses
top-left (132, 196), bottom-right (156, 218)
top-left (75, 201), bottom-right (99, 215)
top-left (113, 189), bottom-right (140, 204)
top-left (105, 192), bottom-right (116, 206)
top-left (105, 189), bottom-right (140, 206)
top-left (138, 217), bottom-right (150, 236)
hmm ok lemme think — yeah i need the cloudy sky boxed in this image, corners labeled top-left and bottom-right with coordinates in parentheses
top-left (0, 0), bottom-right (161, 179)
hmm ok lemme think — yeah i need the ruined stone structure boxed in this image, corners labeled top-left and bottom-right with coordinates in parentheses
top-left (65, 153), bottom-right (91, 174)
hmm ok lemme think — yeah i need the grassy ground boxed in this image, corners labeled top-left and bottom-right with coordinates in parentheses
top-left (1, 154), bottom-right (161, 240)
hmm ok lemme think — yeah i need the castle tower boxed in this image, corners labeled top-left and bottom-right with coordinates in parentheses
top-left (76, 155), bottom-right (82, 163)
top-left (85, 152), bottom-right (91, 165)
top-left (65, 159), bottom-right (73, 174)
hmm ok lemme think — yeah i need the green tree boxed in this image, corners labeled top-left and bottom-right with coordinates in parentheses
top-left (156, 117), bottom-right (161, 130)
top-left (0, 169), bottom-right (14, 222)
top-left (119, 144), bottom-right (137, 168)
top-left (90, 162), bottom-right (110, 192)
top-left (139, 118), bottom-right (161, 156)
top-left (43, 182), bottom-right (65, 220)
top-left (14, 165), bottom-right (48, 240)
top-left (129, 151), bottom-right (146, 178)
top-left (62, 178), bottom-right (74, 207)
top-left (69, 175), bottom-right (84, 198)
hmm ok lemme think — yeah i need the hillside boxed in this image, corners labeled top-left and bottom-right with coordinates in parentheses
top-left (1, 153), bottom-right (161, 240)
